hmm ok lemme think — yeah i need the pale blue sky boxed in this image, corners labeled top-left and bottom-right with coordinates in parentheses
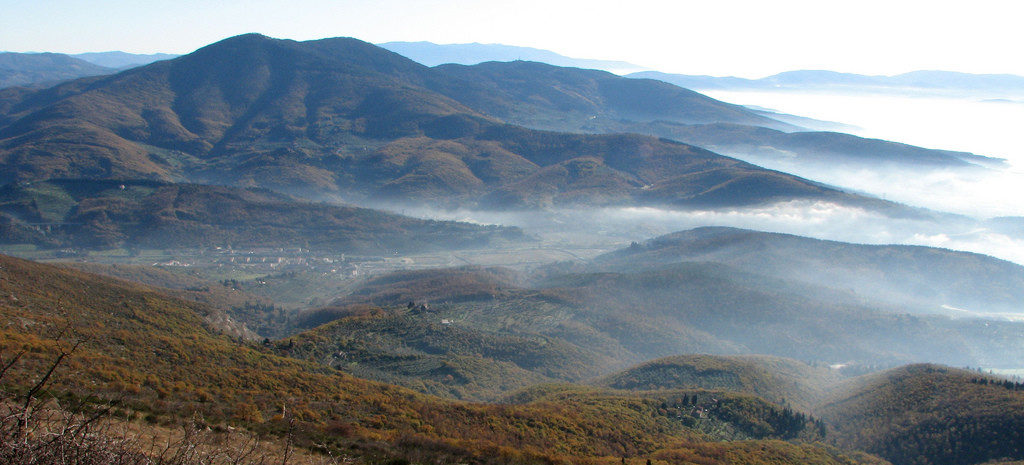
top-left (2, 0), bottom-right (1022, 78)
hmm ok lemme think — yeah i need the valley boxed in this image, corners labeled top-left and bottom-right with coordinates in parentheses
top-left (1, 29), bottom-right (1023, 465)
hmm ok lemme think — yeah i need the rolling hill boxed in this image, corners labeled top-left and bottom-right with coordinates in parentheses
top-left (303, 257), bottom-right (1024, 383)
top-left (818, 365), bottom-right (1024, 465)
top-left (0, 253), bottom-right (883, 465)
top-left (594, 354), bottom-right (843, 411)
top-left (596, 226), bottom-right (1024, 317)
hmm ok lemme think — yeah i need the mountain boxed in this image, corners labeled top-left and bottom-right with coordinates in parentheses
top-left (630, 69), bottom-right (1024, 95)
top-left (0, 34), bottom-right (886, 211)
top-left (428, 61), bottom-right (1000, 170)
top-left (0, 178), bottom-right (525, 251)
top-left (596, 226), bottom-right (1024, 317)
top-left (0, 254), bottom-right (882, 465)
top-left (71, 51), bottom-right (179, 69)
top-left (0, 52), bottom-right (114, 88)
top-left (432, 60), bottom-right (794, 130)
top-left (818, 364), bottom-right (1024, 465)
top-left (378, 41), bottom-right (647, 74)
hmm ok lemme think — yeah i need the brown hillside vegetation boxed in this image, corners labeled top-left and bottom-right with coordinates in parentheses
top-left (0, 254), bottom-right (884, 464)
top-left (594, 354), bottom-right (843, 412)
top-left (818, 364), bottom-right (1024, 465)
top-left (0, 34), bottom-right (890, 211)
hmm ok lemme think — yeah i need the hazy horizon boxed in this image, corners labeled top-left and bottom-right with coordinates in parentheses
top-left (4, 0), bottom-right (1024, 77)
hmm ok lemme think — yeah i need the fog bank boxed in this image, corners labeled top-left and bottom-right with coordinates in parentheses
top-left (402, 201), bottom-right (1024, 267)
top-left (702, 90), bottom-right (1024, 217)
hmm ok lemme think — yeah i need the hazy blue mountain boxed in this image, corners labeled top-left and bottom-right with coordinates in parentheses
top-left (379, 41), bottom-right (648, 74)
top-left (631, 69), bottom-right (1024, 94)
top-left (72, 51), bottom-right (180, 69)
top-left (596, 226), bottom-right (1024, 317)
top-left (430, 61), bottom-right (1002, 170)
top-left (626, 122), bottom-right (1003, 169)
top-left (0, 52), bottom-right (114, 88)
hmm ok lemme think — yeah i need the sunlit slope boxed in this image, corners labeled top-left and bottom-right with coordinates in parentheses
top-left (283, 305), bottom-right (603, 400)
top-left (0, 34), bottom-right (889, 211)
top-left (0, 254), bottom-right (882, 465)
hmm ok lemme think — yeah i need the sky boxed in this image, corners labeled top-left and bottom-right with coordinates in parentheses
top-left (2, 0), bottom-right (1024, 78)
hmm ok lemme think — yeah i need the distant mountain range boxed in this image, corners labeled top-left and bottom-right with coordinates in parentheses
top-left (0, 39), bottom-right (1000, 187)
top-left (71, 51), bottom-right (179, 69)
top-left (0, 34), bottom-right (888, 213)
top-left (0, 52), bottom-right (114, 88)
top-left (631, 69), bottom-right (1024, 94)
top-left (378, 41), bottom-right (648, 74)
top-left (0, 51), bottom-right (179, 89)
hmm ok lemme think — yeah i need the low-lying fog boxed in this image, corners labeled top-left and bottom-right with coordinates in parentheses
top-left (388, 89), bottom-right (1024, 268)
top-left (702, 89), bottom-right (1024, 218)
top-left (402, 201), bottom-right (1024, 267)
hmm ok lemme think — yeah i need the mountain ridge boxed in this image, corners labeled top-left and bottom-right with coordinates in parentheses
top-left (0, 52), bottom-right (115, 89)
top-left (378, 41), bottom-right (648, 73)
top-left (597, 226), bottom-right (1024, 316)
top-left (0, 33), bottom-right (889, 212)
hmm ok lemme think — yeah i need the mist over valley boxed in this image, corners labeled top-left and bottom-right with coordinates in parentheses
top-left (2, 26), bottom-right (1024, 465)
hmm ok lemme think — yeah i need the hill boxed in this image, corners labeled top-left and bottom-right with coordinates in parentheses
top-left (818, 364), bottom-right (1024, 465)
top-left (378, 41), bottom-right (647, 73)
top-left (0, 178), bottom-right (525, 251)
top-left (596, 226), bottom-right (1024, 317)
top-left (616, 121), bottom-right (1001, 169)
top-left (594, 354), bottom-right (843, 411)
top-left (0, 254), bottom-right (881, 465)
top-left (301, 260), bottom-right (1024, 384)
top-left (0, 52), bottom-right (114, 89)
top-left (0, 34), bottom-right (891, 211)
top-left (59, 261), bottom-right (296, 338)
top-left (283, 305), bottom-right (609, 400)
